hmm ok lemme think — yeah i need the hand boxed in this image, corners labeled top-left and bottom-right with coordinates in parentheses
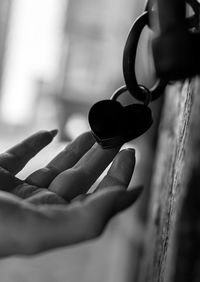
top-left (0, 130), bottom-right (142, 257)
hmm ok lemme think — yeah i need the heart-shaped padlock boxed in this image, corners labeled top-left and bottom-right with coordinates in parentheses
top-left (88, 98), bottom-right (153, 149)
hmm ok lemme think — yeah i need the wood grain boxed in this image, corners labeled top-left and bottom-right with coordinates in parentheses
top-left (139, 79), bottom-right (200, 282)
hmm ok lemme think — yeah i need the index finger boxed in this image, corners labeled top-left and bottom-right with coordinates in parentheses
top-left (0, 130), bottom-right (57, 175)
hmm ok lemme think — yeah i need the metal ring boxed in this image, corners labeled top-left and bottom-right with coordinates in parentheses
top-left (110, 85), bottom-right (127, 101)
top-left (139, 85), bottom-right (152, 105)
top-left (110, 84), bottom-right (152, 106)
top-left (123, 11), bottom-right (168, 102)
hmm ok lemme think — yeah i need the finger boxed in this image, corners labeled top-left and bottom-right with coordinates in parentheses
top-left (0, 130), bottom-right (58, 175)
top-left (48, 143), bottom-right (120, 200)
top-left (9, 180), bottom-right (67, 204)
top-left (71, 193), bottom-right (90, 202)
top-left (25, 187), bottom-right (143, 254)
top-left (0, 167), bottom-right (22, 192)
top-left (26, 190), bottom-right (67, 205)
top-left (26, 131), bottom-right (95, 187)
top-left (71, 149), bottom-right (135, 201)
top-left (84, 186), bottom-right (143, 220)
top-left (96, 148), bottom-right (136, 191)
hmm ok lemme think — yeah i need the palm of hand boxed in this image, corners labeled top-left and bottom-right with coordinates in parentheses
top-left (0, 130), bottom-right (140, 257)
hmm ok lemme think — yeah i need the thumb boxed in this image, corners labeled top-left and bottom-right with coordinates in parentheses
top-left (114, 186), bottom-right (144, 213)
top-left (84, 186), bottom-right (143, 236)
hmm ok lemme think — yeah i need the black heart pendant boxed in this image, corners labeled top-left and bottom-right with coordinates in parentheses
top-left (88, 99), bottom-right (153, 149)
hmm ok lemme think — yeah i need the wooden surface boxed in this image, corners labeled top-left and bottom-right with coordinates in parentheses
top-left (139, 79), bottom-right (200, 282)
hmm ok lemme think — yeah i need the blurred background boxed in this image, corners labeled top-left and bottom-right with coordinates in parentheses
top-left (0, 0), bottom-right (162, 281)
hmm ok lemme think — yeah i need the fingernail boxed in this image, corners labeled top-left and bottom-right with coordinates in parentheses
top-left (49, 129), bottom-right (58, 138)
top-left (126, 148), bottom-right (135, 156)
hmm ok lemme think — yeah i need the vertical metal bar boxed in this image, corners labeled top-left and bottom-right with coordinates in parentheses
top-left (157, 0), bottom-right (186, 32)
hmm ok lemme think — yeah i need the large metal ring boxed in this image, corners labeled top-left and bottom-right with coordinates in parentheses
top-left (123, 11), bottom-right (168, 102)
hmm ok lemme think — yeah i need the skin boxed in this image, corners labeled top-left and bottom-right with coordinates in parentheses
top-left (0, 130), bottom-right (142, 257)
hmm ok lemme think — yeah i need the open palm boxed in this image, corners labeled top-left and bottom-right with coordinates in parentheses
top-left (0, 130), bottom-right (142, 257)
